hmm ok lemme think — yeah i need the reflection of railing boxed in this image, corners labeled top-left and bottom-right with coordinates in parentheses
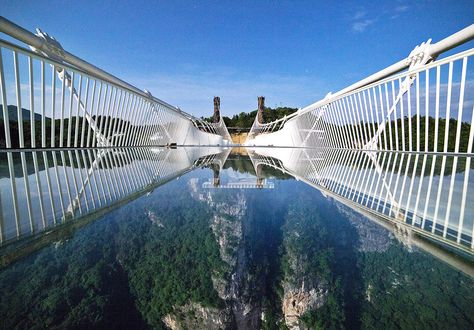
top-left (0, 17), bottom-right (231, 148)
top-left (0, 147), bottom-right (228, 247)
top-left (248, 148), bottom-right (474, 256)
top-left (247, 25), bottom-right (474, 151)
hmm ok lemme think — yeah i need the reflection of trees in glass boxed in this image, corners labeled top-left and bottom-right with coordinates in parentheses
top-left (0, 168), bottom-right (472, 329)
top-left (0, 172), bottom-right (225, 329)
top-left (360, 243), bottom-right (474, 329)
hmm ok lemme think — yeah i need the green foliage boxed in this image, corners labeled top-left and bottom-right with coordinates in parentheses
top-left (359, 244), bottom-right (474, 329)
top-left (0, 174), bottom-right (225, 329)
top-left (202, 106), bottom-right (297, 128)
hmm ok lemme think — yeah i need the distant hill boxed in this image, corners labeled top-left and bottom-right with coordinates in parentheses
top-left (0, 105), bottom-right (45, 122)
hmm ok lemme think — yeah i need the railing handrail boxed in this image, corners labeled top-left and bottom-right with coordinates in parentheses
top-left (250, 24), bottom-right (474, 134)
top-left (299, 24), bottom-right (474, 117)
top-left (0, 15), bottom-right (228, 132)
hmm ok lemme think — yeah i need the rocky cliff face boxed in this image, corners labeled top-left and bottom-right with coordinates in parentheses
top-left (208, 190), bottom-right (262, 329)
top-left (334, 202), bottom-right (393, 252)
top-left (161, 177), bottom-right (261, 330)
top-left (281, 252), bottom-right (329, 330)
top-left (282, 281), bottom-right (328, 330)
top-left (162, 302), bottom-right (233, 330)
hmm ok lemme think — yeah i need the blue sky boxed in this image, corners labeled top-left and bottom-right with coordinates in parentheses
top-left (1, 0), bottom-right (473, 117)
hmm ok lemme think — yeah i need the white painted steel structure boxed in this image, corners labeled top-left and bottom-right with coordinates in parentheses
top-left (247, 25), bottom-right (474, 151)
top-left (0, 147), bottom-right (230, 246)
top-left (0, 17), bottom-right (231, 148)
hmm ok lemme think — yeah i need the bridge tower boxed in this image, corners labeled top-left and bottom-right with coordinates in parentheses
top-left (257, 96), bottom-right (265, 124)
top-left (213, 96), bottom-right (220, 123)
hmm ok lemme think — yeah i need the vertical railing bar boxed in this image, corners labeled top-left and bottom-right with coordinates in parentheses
top-left (389, 153), bottom-right (404, 218)
top-left (86, 149), bottom-right (103, 207)
top-left (74, 149), bottom-right (90, 211)
top-left (78, 77), bottom-right (90, 148)
top-left (41, 61), bottom-right (46, 147)
top-left (148, 105), bottom-right (161, 146)
top-left (406, 76), bottom-right (413, 152)
top-left (433, 65), bottom-right (441, 153)
top-left (42, 151), bottom-right (57, 224)
top-left (50, 65), bottom-right (56, 148)
top-left (13, 51), bottom-right (24, 148)
top-left (80, 149), bottom-right (97, 209)
top-left (112, 92), bottom-right (125, 146)
top-left (130, 98), bottom-right (146, 146)
top-left (28, 56), bottom-right (36, 148)
top-left (102, 150), bottom-right (119, 201)
top-left (103, 86), bottom-right (117, 146)
top-left (51, 151), bottom-right (66, 220)
top-left (432, 153), bottom-right (447, 234)
top-left (67, 149), bottom-right (82, 215)
top-left (108, 90), bottom-right (120, 146)
top-left (454, 57), bottom-right (468, 154)
top-left (84, 79), bottom-right (97, 146)
top-left (110, 150), bottom-right (126, 196)
top-left (404, 153), bottom-right (420, 224)
top-left (397, 153), bottom-right (412, 222)
top-left (422, 154), bottom-right (437, 231)
top-left (413, 153), bottom-right (428, 227)
top-left (7, 152), bottom-right (21, 236)
top-left (382, 152), bottom-right (398, 214)
top-left (109, 150), bottom-right (123, 200)
top-left (374, 86), bottom-right (386, 150)
top-left (95, 84), bottom-right (109, 147)
top-left (443, 62), bottom-right (453, 153)
top-left (120, 95), bottom-right (133, 146)
top-left (425, 69), bottom-right (430, 152)
top-left (145, 103), bottom-right (158, 146)
top-left (415, 72), bottom-right (421, 152)
top-left (73, 74), bottom-right (83, 147)
top-left (20, 152), bottom-right (34, 233)
top-left (121, 95), bottom-right (134, 146)
top-left (92, 149), bottom-right (109, 203)
top-left (59, 68), bottom-right (66, 147)
top-left (398, 78), bottom-right (406, 152)
top-left (0, 49), bottom-right (12, 148)
top-left (350, 94), bottom-right (364, 147)
top-left (32, 151), bottom-right (46, 228)
top-left (459, 106), bottom-right (474, 246)
top-left (141, 103), bottom-right (154, 146)
top-left (87, 81), bottom-right (101, 147)
top-left (384, 83), bottom-right (394, 151)
top-left (128, 96), bottom-right (141, 146)
top-left (391, 80), bottom-right (400, 151)
top-left (67, 71), bottom-right (75, 147)
top-left (130, 98), bottom-right (144, 146)
top-left (59, 151), bottom-right (74, 218)
top-left (357, 92), bottom-right (370, 146)
top-left (120, 94), bottom-right (134, 146)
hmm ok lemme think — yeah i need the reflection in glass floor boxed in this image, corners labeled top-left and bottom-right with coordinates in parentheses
top-left (0, 146), bottom-right (473, 329)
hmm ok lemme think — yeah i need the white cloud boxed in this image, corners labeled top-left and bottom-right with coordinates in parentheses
top-left (352, 19), bottom-right (376, 33)
top-left (395, 5), bottom-right (409, 13)
top-left (391, 4), bottom-right (409, 19)
top-left (353, 10), bottom-right (366, 20)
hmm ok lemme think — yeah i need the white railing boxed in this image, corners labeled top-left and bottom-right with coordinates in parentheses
top-left (247, 25), bottom-right (474, 152)
top-left (0, 17), bottom-right (231, 148)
